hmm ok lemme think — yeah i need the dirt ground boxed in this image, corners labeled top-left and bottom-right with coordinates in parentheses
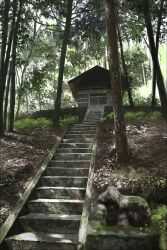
top-left (94, 119), bottom-right (167, 204)
top-left (0, 126), bottom-right (63, 227)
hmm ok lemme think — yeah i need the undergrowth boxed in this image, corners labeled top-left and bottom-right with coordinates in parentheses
top-left (105, 111), bottom-right (162, 122)
top-left (15, 118), bottom-right (53, 132)
top-left (60, 115), bottom-right (78, 126)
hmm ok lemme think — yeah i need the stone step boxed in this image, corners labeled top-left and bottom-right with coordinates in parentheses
top-left (50, 160), bottom-right (90, 168)
top-left (72, 124), bottom-right (96, 128)
top-left (86, 117), bottom-right (100, 119)
top-left (83, 121), bottom-right (97, 124)
top-left (53, 153), bottom-right (92, 160)
top-left (87, 116), bottom-right (101, 117)
top-left (45, 167), bottom-right (89, 176)
top-left (35, 187), bottom-right (86, 199)
top-left (83, 124), bottom-right (97, 126)
top-left (60, 143), bottom-right (93, 149)
top-left (28, 199), bottom-right (84, 214)
top-left (19, 213), bottom-right (81, 234)
top-left (40, 176), bottom-right (88, 187)
top-left (65, 134), bottom-right (95, 139)
top-left (57, 148), bottom-right (92, 153)
top-left (69, 127), bottom-right (96, 130)
top-left (86, 120), bottom-right (99, 123)
top-left (67, 130), bottom-right (96, 134)
top-left (63, 138), bottom-right (94, 143)
top-left (5, 232), bottom-right (77, 250)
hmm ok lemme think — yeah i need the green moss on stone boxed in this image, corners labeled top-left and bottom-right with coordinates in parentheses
top-left (120, 196), bottom-right (151, 215)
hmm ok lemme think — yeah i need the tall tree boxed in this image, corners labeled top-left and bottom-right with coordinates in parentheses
top-left (151, 0), bottom-right (165, 108)
top-left (104, 0), bottom-right (129, 164)
top-left (54, 0), bottom-right (73, 122)
top-left (0, 0), bottom-right (10, 136)
top-left (4, 63), bottom-right (12, 130)
top-left (143, 0), bottom-right (167, 119)
top-left (117, 24), bottom-right (134, 108)
top-left (16, 18), bottom-right (39, 119)
top-left (9, 0), bottom-right (23, 132)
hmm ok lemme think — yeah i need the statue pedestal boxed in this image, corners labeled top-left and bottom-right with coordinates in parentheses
top-left (85, 223), bottom-right (160, 250)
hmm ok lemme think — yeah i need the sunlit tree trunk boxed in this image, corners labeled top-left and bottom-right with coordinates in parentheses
top-left (4, 63), bottom-right (12, 130)
top-left (143, 0), bottom-right (167, 120)
top-left (151, 0), bottom-right (165, 108)
top-left (0, 0), bottom-right (10, 136)
top-left (54, 0), bottom-right (73, 122)
top-left (117, 24), bottom-right (134, 108)
top-left (16, 19), bottom-right (38, 119)
top-left (9, 0), bottom-right (23, 132)
top-left (142, 63), bottom-right (147, 86)
top-left (105, 0), bottom-right (129, 164)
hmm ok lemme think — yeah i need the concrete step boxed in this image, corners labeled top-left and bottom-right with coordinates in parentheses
top-left (67, 130), bottom-right (96, 135)
top-left (83, 121), bottom-right (97, 123)
top-left (19, 213), bottom-right (81, 234)
top-left (35, 187), bottom-right (86, 199)
top-left (53, 153), bottom-right (92, 160)
top-left (86, 120), bottom-right (99, 123)
top-left (45, 167), bottom-right (89, 176)
top-left (69, 127), bottom-right (96, 131)
top-left (57, 148), bottom-right (92, 153)
top-left (65, 134), bottom-right (95, 139)
top-left (28, 199), bottom-right (84, 214)
top-left (63, 138), bottom-right (94, 143)
top-left (50, 160), bottom-right (90, 168)
top-left (86, 117), bottom-right (100, 119)
top-left (60, 143), bottom-right (93, 149)
top-left (5, 232), bottom-right (77, 250)
top-left (40, 176), bottom-right (88, 187)
top-left (83, 124), bottom-right (97, 126)
top-left (69, 127), bottom-right (96, 130)
top-left (72, 124), bottom-right (96, 128)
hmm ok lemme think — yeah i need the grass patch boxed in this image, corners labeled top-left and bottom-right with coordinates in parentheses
top-left (124, 111), bottom-right (146, 121)
top-left (60, 115), bottom-right (78, 126)
top-left (31, 107), bottom-right (87, 123)
top-left (104, 111), bottom-right (162, 122)
top-left (15, 118), bottom-right (53, 132)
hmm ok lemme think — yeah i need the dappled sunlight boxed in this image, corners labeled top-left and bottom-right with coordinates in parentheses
top-left (94, 118), bottom-right (167, 201)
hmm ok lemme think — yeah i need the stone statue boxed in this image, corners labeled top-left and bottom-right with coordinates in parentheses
top-left (98, 186), bottom-right (152, 227)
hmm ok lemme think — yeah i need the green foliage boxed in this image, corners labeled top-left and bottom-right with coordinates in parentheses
top-left (124, 47), bottom-right (151, 88)
top-left (60, 115), bottom-right (78, 126)
top-left (152, 205), bottom-right (167, 231)
top-left (32, 107), bottom-right (87, 123)
top-left (124, 111), bottom-right (162, 122)
top-left (147, 111), bottom-right (162, 121)
top-left (132, 92), bottom-right (160, 106)
top-left (106, 112), bottom-right (114, 120)
top-left (123, 92), bottom-right (160, 106)
top-left (152, 205), bottom-right (167, 250)
top-left (124, 111), bottom-right (146, 121)
top-left (15, 118), bottom-right (53, 131)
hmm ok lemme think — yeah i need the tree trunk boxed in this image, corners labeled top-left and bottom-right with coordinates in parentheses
top-left (104, 0), bottom-right (129, 164)
top-left (16, 20), bottom-right (37, 119)
top-left (117, 24), bottom-right (134, 108)
top-left (151, 0), bottom-right (165, 108)
top-left (143, 0), bottom-right (167, 119)
top-left (142, 63), bottom-right (147, 86)
top-left (9, 0), bottom-right (23, 132)
top-left (4, 63), bottom-right (12, 130)
top-left (54, 0), bottom-right (73, 122)
top-left (16, 90), bottom-right (22, 119)
top-left (0, 0), bottom-right (10, 136)
top-left (26, 91), bottom-right (29, 113)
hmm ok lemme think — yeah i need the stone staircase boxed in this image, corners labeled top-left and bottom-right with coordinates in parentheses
top-left (5, 110), bottom-right (103, 250)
